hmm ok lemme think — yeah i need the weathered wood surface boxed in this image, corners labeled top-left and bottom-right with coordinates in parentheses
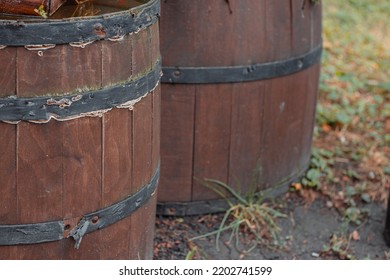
top-left (158, 0), bottom-right (322, 215)
top-left (0, 2), bottom-right (160, 259)
top-left (0, 0), bottom-right (66, 16)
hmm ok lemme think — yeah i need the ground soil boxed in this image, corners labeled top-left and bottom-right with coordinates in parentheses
top-left (153, 191), bottom-right (389, 260)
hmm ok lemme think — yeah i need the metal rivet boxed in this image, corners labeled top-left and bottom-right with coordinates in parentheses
top-left (91, 216), bottom-right (99, 224)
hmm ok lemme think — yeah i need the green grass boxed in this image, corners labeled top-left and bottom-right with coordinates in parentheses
top-left (318, 0), bottom-right (389, 138)
top-left (191, 178), bottom-right (286, 253)
top-left (304, 0), bottom-right (390, 189)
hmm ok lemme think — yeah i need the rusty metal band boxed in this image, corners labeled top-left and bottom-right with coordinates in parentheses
top-left (0, 61), bottom-right (161, 122)
top-left (162, 44), bottom-right (322, 84)
top-left (0, 0), bottom-right (160, 46)
top-left (0, 163), bottom-right (160, 247)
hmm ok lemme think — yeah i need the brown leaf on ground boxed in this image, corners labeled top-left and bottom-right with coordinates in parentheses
top-left (350, 230), bottom-right (360, 241)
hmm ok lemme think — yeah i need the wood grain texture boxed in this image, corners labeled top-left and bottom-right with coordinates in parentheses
top-left (0, 49), bottom-right (17, 259)
top-left (132, 28), bottom-right (151, 77)
top-left (152, 87), bottom-right (161, 170)
top-left (129, 93), bottom-right (153, 258)
top-left (299, 64), bottom-right (321, 164)
top-left (228, 82), bottom-right (265, 192)
top-left (0, 48), bottom-right (16, 97)
top-left (16, 121), bottom-right (64, 259)
top-left (98, 109), bottom-right (133, 259)
top-left (292, 0), bottom-right (312, 56)
top-left (265, 0), bottom-right (292, 61)
top-left (0, 122), bottom-right (17, 260)
top-left (102, 35), bottom-right (133, 87)
top-left (312, 2), bottom-right (323, 47)
top-left (159, 84), bottom-right (195, 202)
top-left (192, 84), bottom-right (232, 201)
top-left (61, 117), bottom-right (103, 259)
top-left (16, 43), bottom-right (102, 98)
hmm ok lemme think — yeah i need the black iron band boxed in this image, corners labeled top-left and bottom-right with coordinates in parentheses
top-left (162, 44), bottom-right (322, 84)
top-left (0, 0), bottom-right (160, 46)
top-left (0, 163), bottom-right (160, 247)
top-left (0, 61), bottom-right (161, 122)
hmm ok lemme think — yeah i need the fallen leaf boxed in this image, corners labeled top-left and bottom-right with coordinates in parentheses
top-left (350, 230), bottom-right (360, 241)
top-left (291, 182), bottom-right (302, 191)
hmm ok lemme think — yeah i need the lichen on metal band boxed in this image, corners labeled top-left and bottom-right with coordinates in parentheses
top-left (0, 61), bottom-right (161, 123)
top-left (0, 0), bottom-right (160, 46)
top-left (0, 162), bottom-right (160, 247)
top-left (161, 44), bottom-right (322, 84)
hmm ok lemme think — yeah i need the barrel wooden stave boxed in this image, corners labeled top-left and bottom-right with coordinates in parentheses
top-left (0, 1), bottom-right (160, 259)
top-left (158, 0), bottom-right (322, 214)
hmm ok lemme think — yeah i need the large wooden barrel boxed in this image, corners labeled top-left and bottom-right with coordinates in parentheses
top-left (0, 0), bottom-right (160, 259)
top-left (158, 0), bottom-right (322, 216)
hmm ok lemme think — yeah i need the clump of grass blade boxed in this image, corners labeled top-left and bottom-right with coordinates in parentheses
top-left (191, 178), bottom-right (286, 253)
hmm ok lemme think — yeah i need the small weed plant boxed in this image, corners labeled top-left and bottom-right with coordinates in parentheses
top-left (191, 178), bottom-right (286, 253)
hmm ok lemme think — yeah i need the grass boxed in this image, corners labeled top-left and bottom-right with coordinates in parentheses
top-left (300, 0), bottom-right (390, 217)
top-left (318, 0), bottom-right (389, 141)
top-left (191, 178), bottom-right (286, 253)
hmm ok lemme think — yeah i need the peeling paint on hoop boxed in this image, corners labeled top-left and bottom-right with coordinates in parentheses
top-left (0, 61), bottom-right (161, 123)
top-left (0, 0), bottom-right (160, 46)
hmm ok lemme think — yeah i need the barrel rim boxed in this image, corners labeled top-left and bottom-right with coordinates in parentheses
top-left (0, 0), bottom-right (160, 46)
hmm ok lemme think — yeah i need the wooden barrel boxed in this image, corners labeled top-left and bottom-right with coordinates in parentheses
top-left (157, 0), bottom-right (322, 216)
top-left (0, 0), bottom-right (160, 259)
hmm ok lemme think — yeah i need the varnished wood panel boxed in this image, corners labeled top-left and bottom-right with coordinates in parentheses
top-left (0, 48), bottom-right (16, 97)
top-left (159, 0), bottom-right (200, 67)
top-left (129, 93), bottom-right (153, 258)
top-left (292, 0), bottom-right (312, 56)
top-left (262, 71), bottom-right (312, 188)
top-left (265, 0), bottom-right (292, 61)
top-left (132, 28), bottom-right (151, 77)
top-left (228, 82), bottom-right (265, 192)
top-left (300, 64), bottom-right (320, 164)
top-left (192, 84), bottom-right (232, 201)
top-left (102, 36), bottom-right (133, 87)
top-left (61, 117), bottom-right (102, 259)
top-left (150, 22), bottom-right (160, 66)
top-left (159, 84), bottom-right (195, 202)
top-left (230, 0), bottom-right (268, 65)
top-left (0, 123), bottom-right (17, 260)
top-left (152, 87), bottom-right (161, 170)
top-left (16, 121), bottom-right (64, 259)
top-left (312, 2), bottom-right (323, 48)
top-left (128, 194), bottom-right (156, 259)
top-left (102, 109), bottom-right (133, 206)
top-left (98, 109), bottom-right (133, 259)
top-left (16, 43), bottom-right (102, 97)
